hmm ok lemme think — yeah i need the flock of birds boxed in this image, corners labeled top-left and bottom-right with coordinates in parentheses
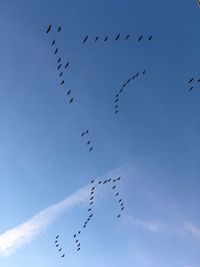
top-left (45, 24), bottom-right (147, 258)
top-left (114, 70), bottom-right (146, 114)
top-left (54, 177), bottom-right (124, 257)
top-left (46, 24), bottom-right (74, 104)
top-left (188, 77), bottom-right (200, 91)
top-left (82, 33), bottom-right (153, 43)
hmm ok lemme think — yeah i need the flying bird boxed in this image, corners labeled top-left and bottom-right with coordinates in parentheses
top-left (113, 186), bottom-right (116, 189)
top-left (108, 178), bottom-right (111, 182)
top-left (117, 215), bottom-right (121, 218)
top-left (55, 240), bottom-right (58, 243)
top-left (73, 234), bottom-right (76, 238)
top-left (90, 197), bottom-right (94, 200)
top-left (115, 105), bottom-right (118, 109)
top-left (132, 75), bottom-right (135, 79)
top-left (56, 235), bottom-right (59, 239)
top-left (78, 231), bottom-right (81, 234)
top-left (103, 180), bottom-right (107, 184)
top-left (148, 35), bottom-right (153, 41)
top-left (91, 179), bottom-right (94, 183)
top-left (89, 147), bottom-right (93, 151)
top-left (61, 80), bottom-right (64, 85)
top-left (121, 207), bottom-right (124, 211)
top-left (113, 179), bottom-right (116, 182)
top-left (98, 181), bottom-right (102, 184)
top-left (116, 192), bottom-right (119, 196)
top-left (57, 26), bottom-right (61, 32)
top-left (88, 208), bottom-right (91, 211)
top-left (69, 97), bottom-right (73, 103)
top-left (57, 57), bottom-right (61, 63)
top-left (77, 248), bottom-right (80, 251)
top-left (59, 72), bottom-right (63, 77)
top-left (81, 132), bottom-right (85, 137)
top-left (126, 78), bottom-right (131, 83)
top-left (51, 40), bottom-right (55, 46)
top-left (189, 87), bottom-right (193, 91)
top-left (117, 177), bottom-right (121, 181)
top-left (92, 187), bottom-right (95, 190)
top-left (57, 64), bottom-right (62, 70)
top-left (142, 70), bottom-right (146, 75)
top-left (95, 36), bottom-right (99, 42)
top-left (125, 34), bottom-right (130, 40)
top-left (114, 98), bottom-right (119, 103)
top-left (120, 203), bottom-right (124, 207)
top-left (104, 36), bottom-right (108, 42)
top-left (65, 62), bottom-right (69, 68)
top-left (67, 90), bottom-right (71, 96)
top-left (46, 24), bottom-right (51, 33)
top-left (135, 72), bottom-right (139, 77)
top-left (138, 35), bottom-right (143, 42)
top-left (54, 48), bottom-right (58, 54)
top-left (119, 199), bottom-right (122, 203)
top-left (87, 141), bottom-right (91, 145)
top-left (115, 110), bottom-right (119, 114)
top-left (76, 240), bottom-right (78, 243)
top-left (90, 202), bottom-right (94, 205)
top-left (62, 254), bottom-right (65, 258)
top-left (188, 78), bottom-right (194, 83)
top-left (83, 35), bottom-right (88, 43)
top-left (198, 79), bottom-right (200, 82)
top-left (89, 214), bottom-right (93, 217)
top-left (77, 243), bottom-right (80, 247)
top-left (56, 244), bottom-right (59, 247)
top-left (115, 34), bottom-right (120, 41)
top-left (59, 248), bottom-right (62, 251)
top-left (119, 89), bottom-right (123, 93)
top-left (86, 130), bottom-right (89, 134)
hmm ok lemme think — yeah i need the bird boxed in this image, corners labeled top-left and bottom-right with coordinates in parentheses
top-left (119, 199), bottom-right (122, 202)
top-left (98, 181), bottom-right (102, 184)
top-left (189, 86), bottom-right (193, 91)
top-left (116, 192), bottom-right (119, 196)
top-left (88, 208), bottom-right (91, 211)
top-left (148, 35), bottom-right (153, 41)
top-left (55, 240), bottom-right (58, 243)
top-left (56, 244), bottom-right (59, 247)
top-left (113, 186), bottom-right (116, 189)
top-left (122, 83), bottom-right (126, 88)
top-left (132, 75), bottom-right (135, 79)
top-left (120, 203), bottom-right (124, 207)
top-left (81, 132), bottom-right (85, 137)
top-left (83, 35), bottom-right (88, 43)
top-left (103, 180), bottom-right (107, 184)
top-left (117, 177), bottom-right (121, 181)
top-left (125, 34), bottom-right (130, 40)
top-left (46, 24), bottom-right (51, 33)
top-left (90, 197), bottom-right (94, 200)
top-left (54, 48), bottom-right (58, 54)
top-left (87, 218), bottom-right (91, 221)
top-left (95, 36), bottom-right (99, 42)
top-left (89, 214), bottom-right (93, 217)
top-left (116, 93), bottom-right (119, 98)
top-left (138, 35), bottom-right (143, 42)
top-left (77, 243), bottom-right (80, 247)
top-left (76, 240), bottom-right (78, 243)
top-left (77, 248), bottom-right (80, 251)
top-left (83, 225), bottom-right (86, 228)
top-left (126, 78), bottom-right (131, 83)
top-left (57, 57), bottom-right (61, 63)
top-left (78, 231), bottom-right (81, 234)
top-left (108, 178), bottom-right (111, 182)
top-left (87, 141), bottom-right (91, 145)
top-left (69, 97), bottom-right (73, 103)
top-left (91, 179), bottom-right (94, 183)
top-left (90, 202), bottom-right (94, 205)
top-left (73, 234), bottom-right (76, 238)
top-left (115, 110), bottom-right (119, 114)
top-left (59, 248), bottom-right (62, 251)
top-left (142, 70), bottom-right (146, 75)
top-left (117, 215), bottom-right (121, 218)
top-left (57, 64), bottom-right (62, 70)
top-left (114, 98), bottom-right (119, 103)
top-left (51, 40), bottom-right (55, 46)
top-left (89, 147), bottom-right (93, 151)
top-left (61, 80), bottom-right (64, 85)
top-left (135, 72), bottom-right (139, 77)
top-left (56, 235), bottom-right (59, 239)
top-left (115, 105), bottom-right (118, 109)
top-left (104, 36), bottom-right (108, 42)
top-left (115, 33), bottom-right (120, 41)
top-left (121, 207), bottom-right (124, 211)
top-left (198, 79), bottom-right (200, 82)
top-left (59, 72), bottom-right (63, 77)
top-left (67, 90), bottom-right (71, 96)
top-left (65, 62), bottom-right (69, 68)
top-left (188, 78), bottom-right (194, 83)
top-left (86, 130), bottom-right (89, 134)
top-left (57, 26), bottom-right (61, 32)
top-left (113, 179), bottom-right (116, 182)
top-left (61, 254), bottom-right (65, 258)
top-left (119, 89), bottom-right (123, 93)
top-left (92, 187), bottom-right (95, 190)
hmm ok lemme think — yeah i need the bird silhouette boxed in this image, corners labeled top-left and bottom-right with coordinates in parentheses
top-left (59, 248), bottom-right (62, 251)
top-left (117, 215), bottom-right (121, 218)
top-left (115, 34), bottom-right (120, 41)
top-left (189, 87), bottom-right (193, 91)
top-left (116, 93), bottom-right (119, 97)
top-left (90, 202), bottom-right (94, 205)
top-left (67, 90), bottom-right (71, 96)
top-left (91, 179), bottom-right (94, 183)
top-left (57, 26), bottom-right (61, 32)
top-left (95, 36), bottom-right (99, 42)
top-left (113, 186), bottom-right (116, 189)
top-left (87, 141), bottom-right (91, 145)
top-left (57, 64), bottom-right (62, 70)
top-left (65, 62), bottom-right (69, 68)
top-left (198, 79), bottom-right (200, 83)
top-left (86, 130), bottom-right (89, 134)
top-left (143, 70), bottom-right (146, 74)
top-left (125, 34), bottom-right (130, 40)
top-left (61, 254), bottom-right (65, 258)
top-left (46, 25), bottom-right (51, 33)
top-left (117, 177), bottom-right (121, 181)
top-left (83, 35), bottom-right (88, 43)
top-left (61, 80), bottom-right (64, 85)
top-left (98, 181), bottom-right (102, 184)
top-left (59, 72), bottom-right (63, 77)
top-left (116, 192), bottom-right (119, 196)
top-left (89, 147), bottom-right (93, 151)
top-left (54, 48), bottom-right (58, 54)
top-left (114, 98), bottom-right (119, 103)
top-left (55, 240), bottom-right (58, 243)
top-left (78, 231), bottom-right (81, 234)
top-left (56, 235), bottom-right (59, 239)
top-left (77, 248), bottom-right (80, 251)
top-left (115, 110), bottom-right (119, 114)
top-left (188, 78), bottom-right (194, 83)
top-left (108, 178), bottom-right (111, 182)
top-left (121, 207), bottom-right (124, 211)
top-left (73, 234), bottom-right (76, 238)
top-left (56, 244), bottom-right (59, 247)
top-left (104, 36), bottom-right (108, 42)
top-left (57, 57), bottom-right (61, 63)
top-left (77, 243), bottom-right (80, 247)
top-left (138, 35), bottom-right (143, 42)
top-left (88, 208), bottom-right (91, 211)
top-left (76, 240), bottom-right (78, 243)
top-left (148, 35), bottom-right (153, 41)
top-left (113, 179), bottom-right (116, 182)
top-left (92, 187), bottom-right (95, 190)
top-left (69, 97), bottom-right (73, 103)
top-left (51, 40), bottom-right (55, 46)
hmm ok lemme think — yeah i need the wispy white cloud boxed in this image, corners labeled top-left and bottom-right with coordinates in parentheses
top-left (0, 184), bottom-right (90, 257)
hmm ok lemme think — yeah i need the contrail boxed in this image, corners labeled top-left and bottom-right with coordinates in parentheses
top-left (0, 184), bottom-right (90, 257)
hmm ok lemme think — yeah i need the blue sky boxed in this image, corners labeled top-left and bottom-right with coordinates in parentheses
top-left (0, 0), bottom-right (200, 266)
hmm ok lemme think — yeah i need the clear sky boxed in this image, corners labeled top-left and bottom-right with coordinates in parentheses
top-left (0, 0), bottom-right (200, 266)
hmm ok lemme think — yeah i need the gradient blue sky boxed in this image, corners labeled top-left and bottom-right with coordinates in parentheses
top-left (0, 0), bottom-right (200, 266)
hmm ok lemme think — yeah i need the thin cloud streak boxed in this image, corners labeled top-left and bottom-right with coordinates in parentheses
top-left (0, 184), bottom-right (90, 257)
